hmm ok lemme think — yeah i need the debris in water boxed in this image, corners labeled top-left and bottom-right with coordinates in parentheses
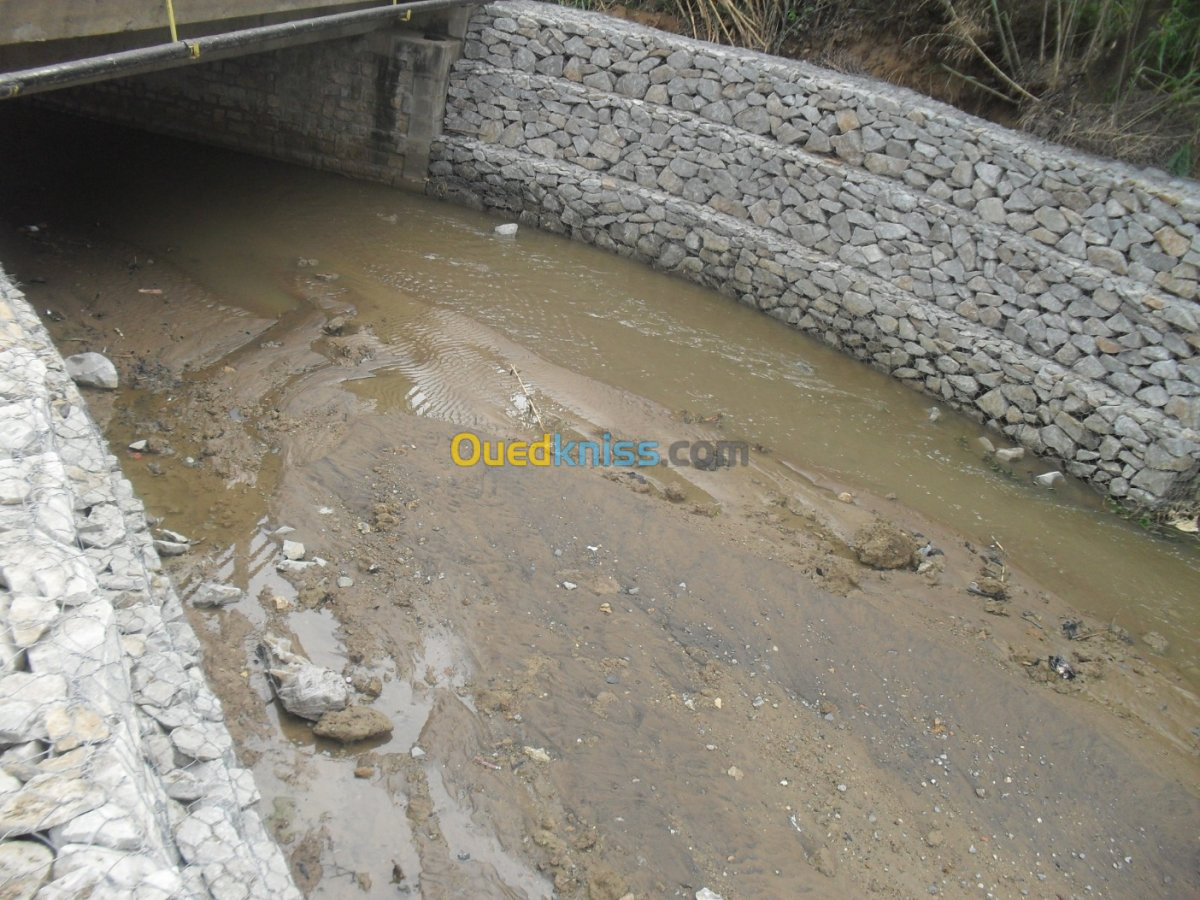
top-left (128, 439), bottom-right (149, 452)
top-left (927, 406), bottom-right (941, 423)
top-left (977, 436), bottom-right (994, 453)
top-left (837, 491), bottom-right (854, 503)
top-left (1168, 515), bottom-right (1198, 534)
top-left (1048, 655), bottom-right (1076, 680)
top-left (561, 581), bottom-right (578, 590)
top-left (968, 577), bottom-right (1007, 599)
top-left (1061, 620), bottom-right (1082, 640)
top-left (995, 447), bottom-right (1024, 463)
top-left (696, 889), bottom-right (725, 900)
top-left (494, 223), bottom-right (519, 237)
top-left (259, 634), bottom-right (350, 720)
top-left (473, 755), bottom-right (502, 771)
top-left (153, 537), bottom-right (190, 557)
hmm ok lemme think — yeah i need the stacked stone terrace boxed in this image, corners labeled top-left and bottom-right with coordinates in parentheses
top-left (429, 0), bottom-right (1200, 510)
top-left (0, 271), bottom-right (297, 897)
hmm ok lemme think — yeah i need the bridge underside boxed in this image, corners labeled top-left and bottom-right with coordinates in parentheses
top-left (0, 1), bottom-right (474, 98)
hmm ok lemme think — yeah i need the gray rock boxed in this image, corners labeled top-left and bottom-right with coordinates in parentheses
top-left (260, 634), bottom-right (350, 721)
top-left (63, 353), bottom-right (119, 390)
top-left (191, 582), bottom-right (243, 608)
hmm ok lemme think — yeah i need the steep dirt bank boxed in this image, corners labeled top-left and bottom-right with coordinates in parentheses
top-left (3, 208), bottom-right (1197, 898)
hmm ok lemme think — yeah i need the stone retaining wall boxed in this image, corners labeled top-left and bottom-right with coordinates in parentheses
top-left (0, 270), bottom-right (298, 897)
top-left (428, 0), bottom-right (1200, 510)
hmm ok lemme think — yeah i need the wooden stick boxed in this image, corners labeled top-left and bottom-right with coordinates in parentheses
top-left (509, 365), bottom-right (544, 430)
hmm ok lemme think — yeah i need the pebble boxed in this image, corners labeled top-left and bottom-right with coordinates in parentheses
top-left (281, 540), bottom-right (306, 561)
top-left (523, 746), bottom-right (551, 763)
top-left (337, 576), bottom-right (354, 588)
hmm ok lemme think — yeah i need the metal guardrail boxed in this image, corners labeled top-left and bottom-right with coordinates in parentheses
top-left (0, 0), bottom-right (483, 99)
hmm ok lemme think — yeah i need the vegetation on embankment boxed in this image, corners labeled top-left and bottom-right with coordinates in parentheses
top-left (560, 0), bottom-right (1200, 178)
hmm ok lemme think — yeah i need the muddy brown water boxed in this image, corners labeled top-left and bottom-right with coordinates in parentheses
top-left (1, 110), bottom-right (1199, 899)
top-left (3, 110), bottom-right (1196, 673)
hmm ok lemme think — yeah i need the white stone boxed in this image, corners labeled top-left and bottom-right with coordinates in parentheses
top-left (50, 801), bottom-right (144, 851)
top-left (77, 503), bottom-right (126, 549)
top-left (7, 592), bottom-right (57, 647)
top-left (170, 722), bottom-right (231, 761)
top-left (63, 352), bottom-right (119, 390)
top-left (190, 582), bottom-right (243, 608)
top-left (50, 845), bottom-right (175, 892)
top-left (0, 839), bottom-right (53, 898)
top-left (175, 805), bottom-right (242, 866)
top-left (45, 704), bottom-right (110, 751)
top-left (494, 223), bottom-right (519, 236)
top-left (281, 540), bottom-right (306, 561)
top-left (0, 772), bottom-right (105, 832)
top-left (0, 535), bottom-right (93, 598)
top-left (0, 671), bottom-right (68, 741)
top-left (0, 741), bottom-right (44, 781)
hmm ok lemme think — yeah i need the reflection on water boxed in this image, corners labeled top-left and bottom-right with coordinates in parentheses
top-left (1, 108), bottom-right (1197, 675)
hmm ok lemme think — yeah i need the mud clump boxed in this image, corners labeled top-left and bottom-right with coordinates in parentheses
top-left (312, 706), bottom-right (394, 743)
top-left (853, 521), bottom-right (918, 570)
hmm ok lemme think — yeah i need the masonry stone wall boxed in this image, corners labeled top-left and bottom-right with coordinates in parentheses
top-left (0, 270), bottom-right (298, 897)
top-left (40, 26), bottom-right (461, 186)
top-left (428, 0), bottom-right (1200, 511)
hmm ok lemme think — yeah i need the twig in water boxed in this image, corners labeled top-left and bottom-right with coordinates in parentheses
top-left (509, 365), bottom-right (544, 430)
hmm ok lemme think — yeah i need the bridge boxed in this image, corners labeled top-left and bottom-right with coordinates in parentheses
top-left (0, 0), bottom-right (481, 184)
top-left (0, 1), bottom-right (478, 96)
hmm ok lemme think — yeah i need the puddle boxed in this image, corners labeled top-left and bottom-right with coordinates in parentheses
top-left (424, 764), bottom-right (552, 899)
